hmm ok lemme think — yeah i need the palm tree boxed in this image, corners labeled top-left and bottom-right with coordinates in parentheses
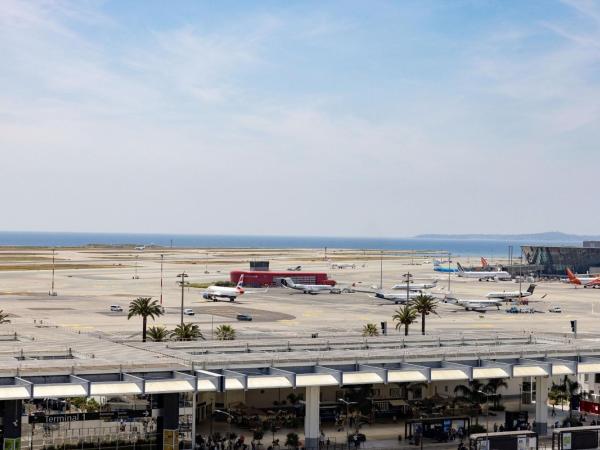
top-left (147, 326), bottom-right (169, 342)
top-left (215, 324), bottom-right (236, 340)
top-left (454, 379), bottom-right (485, 404)
top-left (0, 310), bottom-right (10, 324)
top-left (393, 305), bottom-right (417, 336)
top-left (127, 297), bottom-right (163, 342)
top-left (484, 378), bottom-right (508, 410)
top-left (171, 323), bottom-right (204, 341)
top-left (555, 375), bottom-right (580, 419)
top-left (454, 379), bottom-right (486, 424)
top-left (361, 323), bottom-right (379, 337)
top-left (411, 294), bottom-right (438, 335)
top-left (549, 384), bottom-right (567, 414)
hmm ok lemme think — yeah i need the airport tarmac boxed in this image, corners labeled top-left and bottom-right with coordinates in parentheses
top-left (0, 247), bottom-right (598, 341)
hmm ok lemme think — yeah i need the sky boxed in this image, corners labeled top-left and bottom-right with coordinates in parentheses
top-left (1, 0), bottom-right (600, 237)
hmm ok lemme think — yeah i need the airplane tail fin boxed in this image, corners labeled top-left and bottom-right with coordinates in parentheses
top-left (456, 262), bottom-right (465, 272)
top-left (236, 275), bottom-right (244, 289)
top-left (281, 278), bottom-right (295, 288)
top-left (566, 268), bottom-right (581, 285)
top-left (481, 257), bottom-right (489, 268)
top-left (527, 284), bottom-right (536, 294)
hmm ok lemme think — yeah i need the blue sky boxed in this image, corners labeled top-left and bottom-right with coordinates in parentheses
top-left (1, 0), bottom-right (600, 236)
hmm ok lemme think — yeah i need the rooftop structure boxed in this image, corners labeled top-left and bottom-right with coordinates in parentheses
top-left (522, 244), bottom-right (600, 275)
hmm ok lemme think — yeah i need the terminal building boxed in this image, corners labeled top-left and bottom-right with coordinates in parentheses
top-left (230, 260), bottom-right (335, 287)
top-left (4, 330), bottom-right (600, 450)
top-left (522, 242), bottom-right (600, 276)
top-left (230, 270), bottom-right (335, 287)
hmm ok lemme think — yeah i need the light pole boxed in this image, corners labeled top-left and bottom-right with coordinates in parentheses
top-left (519, 383), bottom-right (523, 411)
top-left (160, 254), bottom-right (164, 305)
top-left (448, 252), bottom-right (452, 292)
top-left (380, 251), bottom-right (383, 289)
top-left (338, 398), bottom-right (358, 446)
top-left (177, 272), bottom-right (189, 327)
top-left (403, 272), bottom-right (412, 305)
top-left (214, 409), bottom-right (233, 448)
top-left (49, 248), bottom-right (57, 296)
top-left (477, 390), bottom-right (490, 436)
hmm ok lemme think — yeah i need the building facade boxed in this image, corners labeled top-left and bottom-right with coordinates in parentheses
top-left (521, 245), bottom-right (600, 275)
top-left (230, 270), bottom-right (335, 287)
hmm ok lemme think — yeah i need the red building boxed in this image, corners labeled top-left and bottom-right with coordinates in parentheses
top-left (230, 270), bottom-right (336, 287)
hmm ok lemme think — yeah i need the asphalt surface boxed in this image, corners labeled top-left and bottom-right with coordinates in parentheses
top-left (0, 248), bottom-right (598, 340)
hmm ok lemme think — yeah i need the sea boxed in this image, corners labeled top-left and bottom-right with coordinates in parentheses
top-left (0, 231), bottom-right (579, 257)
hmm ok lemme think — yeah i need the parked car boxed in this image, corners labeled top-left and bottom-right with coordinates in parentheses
top-left (236, 314), bottom-right (253, 321)
top-left (549, 305), bottom-right (562, 313)
top-left (110, 305), bottom-right (123, 312)
top-left (183, 308), bottom-right (195, 316)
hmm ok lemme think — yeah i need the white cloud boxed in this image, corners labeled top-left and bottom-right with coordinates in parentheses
top-left (1, 1), bottom-right (600, 236)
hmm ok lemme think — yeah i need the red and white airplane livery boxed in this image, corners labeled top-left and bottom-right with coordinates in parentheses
top-left (565, 268), bottom-right (600, 288)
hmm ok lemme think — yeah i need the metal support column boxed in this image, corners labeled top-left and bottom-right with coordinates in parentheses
top-left (156, 393), bottom-right (180, 450)
top-left (535, 376), bottom-right (549, 435)
top-left (304, 386), bottom-right (320, 450)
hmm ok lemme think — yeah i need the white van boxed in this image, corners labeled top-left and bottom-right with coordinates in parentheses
top-left (110, 305), bottom-right (123, 312)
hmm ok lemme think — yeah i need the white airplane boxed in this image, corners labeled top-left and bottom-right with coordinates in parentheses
top-left (371, 291), bottom-right (423, 304)
top-left (486, 284), bottom-right (536, 300)
top-left (564, 268), bottom-right (600, 288)
top-left (443, 294), bottom-right (502, 312)
top-left (392, 280), bottom-right (438, 291)
top-left (135, 245), bottom-right (146, 251)
top-left (202, 275), bottom-right (266, 302)
top-left (287, 265), bottom-right (302, 271)
top-left (331, 263), bottom-right (356, 269)
top-left (281, 278), bottom-right (337, 294)
top-left (456, 262), bottom-right (511, 281)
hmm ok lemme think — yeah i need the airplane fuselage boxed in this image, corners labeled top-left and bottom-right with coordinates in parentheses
top-left (392, 282), bottom-right (437, 290)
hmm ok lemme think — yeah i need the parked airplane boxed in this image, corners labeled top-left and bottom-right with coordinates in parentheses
top-left (331, 263), bottom-right (356, 269)
top-left (443, 294), bottom-right (502, 312)
top-left (456, 262), bottom-right (511, 281)
top-left (287, 266), bottom-right (302, 271)
top-left (135, 245), bottom-right (146, 251)
top-left (391, 280), bottom-right (438, 290)
top-left (565, 268), bottom-right (600, 288)
top-left (281, 278), bottom-right (337, 294)
top-left (433, 261), bottom-right (458, 273)
top-left (202, 275), bottom-right (267, 301)
top-left (371, 290), bottom-right (423, 304)
top-left (486, 284), bottom-right (536, 300)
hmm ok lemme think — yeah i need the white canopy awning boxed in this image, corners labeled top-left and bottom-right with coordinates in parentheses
top-left (247, 376), bottom-right (292, 389)
top-left (388, 370), bottom-right (428, 383)
top-left (0, 386), bottom-right (31, 400)
top-left (33, 384), bottom-right (87, 399)
top-left (90, 382), bottom-right (142, 396)
top-left (473, 367), bottom-right (510, 379)
top-left (144, 379), bottom-right (194, 394)
top-left (296, 374), bottom-right (339, 387)
top-left (513, 366), bottom-right (548, 377)
top-left (342, 372), bottom-right (384, 385)
top-left (431, 369), bottom-right (469, 381)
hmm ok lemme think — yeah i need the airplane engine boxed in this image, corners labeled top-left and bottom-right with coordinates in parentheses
top-left (203, 293), bottom-right (211, 299)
